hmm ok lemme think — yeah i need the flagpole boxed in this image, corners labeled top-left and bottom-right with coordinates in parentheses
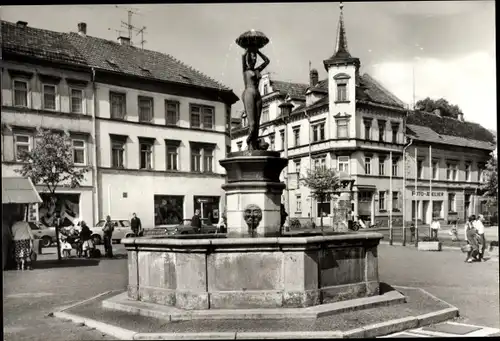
top-left (429, 145), bottom-right (433, 237)
top-left (389, 151), bottom-right (393, 245)
top-left (414, 147), bottom-right (418, 247)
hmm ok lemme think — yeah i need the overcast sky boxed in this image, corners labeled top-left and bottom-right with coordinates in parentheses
top-left (2, 2), bottom-right (495, 128)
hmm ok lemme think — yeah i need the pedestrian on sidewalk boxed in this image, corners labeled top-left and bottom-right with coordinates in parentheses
top-left (464, 216), bottom-right (480, 263)
top-left (79, 221), bottom-right (93, 258)
top-left (430, 217), bottom-right (441, 239)
top-left (474, 214), bottom-right (487, 261)
top-left (130, 213), bottom-right (143, 237)
top-left (191, 209), bottom-right (202, 234)
top-left (410, 222), bottom-right (416, 243)
top-left (11, 214), bottom-right (35, 271)
top-left (102, 215), bottom-right (114, 258)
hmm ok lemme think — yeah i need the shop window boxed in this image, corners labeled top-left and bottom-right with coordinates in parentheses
top-left (154, 195), bottom-right (184, 225)
top-left (317, 202), bottom-right (330, 218)
top-left (193, 196), bottom-right (220, 223)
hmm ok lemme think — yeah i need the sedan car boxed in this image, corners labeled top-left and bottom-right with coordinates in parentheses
top-left (29, 222), bottom-right (57, 247)
top-left (82, 219), bottom-right (134, 245)
top-left (161, 219), bottom-right (219, 236)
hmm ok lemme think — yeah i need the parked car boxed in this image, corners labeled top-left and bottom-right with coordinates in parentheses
top-left (169, 219), bottom-right (218, 235)
top-left (29, 222), bottom-right (57, 247)
top-left (78, 219), bottom-right (134, 245)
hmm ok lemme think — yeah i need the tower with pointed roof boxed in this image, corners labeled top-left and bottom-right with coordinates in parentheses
top-left (324, 2), bottom-right (360, 139)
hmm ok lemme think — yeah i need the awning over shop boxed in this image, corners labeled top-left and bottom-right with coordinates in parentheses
top-left (2, 177), bottom-right (42, 204)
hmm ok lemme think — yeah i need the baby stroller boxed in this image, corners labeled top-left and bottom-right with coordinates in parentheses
top-left (59, 227), bottom-right (82, 258)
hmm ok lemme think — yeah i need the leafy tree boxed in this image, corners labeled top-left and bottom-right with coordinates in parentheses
top-left (416, 97), bottom-right (463, 119)
top-left (15, 129), bottom-right (90, 261)
top-left (303, 166), bottom-right (341, 229)
top-left (480, 153), bottom-right (498, 206)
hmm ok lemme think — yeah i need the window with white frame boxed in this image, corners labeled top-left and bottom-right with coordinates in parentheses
top-left (293, 127), bottom-right (300, 146)
top-left (294, 159), bottom-right (301, 175)
top-left (392, 191), bottom-right (399, 211)
top-left (190, 105), bottom-right (214, 130)
top-left (432, 160), bottom-right (439, 180)
top-left (363, 119), bottom-right (372, 140)
top-left (111, 139), bottom-right (125, 168)
top-left (191, 145), bottom-right (214, 173)
top-left (336, 82), bottom-right (348, 101)
top-left (165, 100), bottom-right (179, 126)
top-left (378, 120), bottom-right (386, 142)
top-left (379, 157), bottom-right (386, 175)
top-left (417, 160), bottom-right (424, 179)
top-left (139, 140), bottom-right (154, 169)
top-left (237, 141), bottom-right (243, 151)
top-left (392, 158), bottom-right (398, 177)
top-left (391, 123), bottom-right (399, 143)
top-left (296, 194), bottom-right (302, 213)
top-left (448, 193), bottom-right (456, 212)
top-left (42, 84), bottom-right (56, 110)
top-left (70, 88), bottom-right (84, 113)
top-left (166, 140), bottom-right (179, 171)
top-left (379, 191), bottom-right (386, 211)
top-left (338, 156), bottom-right (349, 174)
top-left (110, 92), bottom-right (126, 119)
top-left (446, 163), bottom-right (458, 181)
top-left (279, 130), bottom-right (285, 149)
top-left (312, 121), bottom-right (325, 142)
top-left (365, 157), bottom-right (372, 175)
top-left (465, 162), bottom-right (471, 182)
top-left (261, 108), bottom-right (269, 123)
top-left (14, 134), bottom-right (31, 161)
top-left (138, 96), bottom-right (154, 122)
top-left (13, 80), bottom-right (28, 107)
top-left (72, 139), bottom-right (86, 165)
top-left (336, 119), bottom-right (348, 138)
top-left (314, 156), bottom-right (326, 169)
top-left (269, 133), bottom-right (275, 150)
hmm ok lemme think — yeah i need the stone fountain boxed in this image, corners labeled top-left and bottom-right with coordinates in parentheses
top-left (107, 30), bottom-right (387, 318)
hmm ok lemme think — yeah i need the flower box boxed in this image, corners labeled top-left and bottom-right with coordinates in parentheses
top-left (418, 241), bottom-right (442, 252)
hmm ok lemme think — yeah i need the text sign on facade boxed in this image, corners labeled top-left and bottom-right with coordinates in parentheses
top-left (412, 191), bottom-right (444, 197)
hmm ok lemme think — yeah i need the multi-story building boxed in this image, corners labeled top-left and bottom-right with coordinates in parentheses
top-left (1, 20), bottom-right (96, 227)
top-left (2, 20), bottom-right (238, 228)
top-left (230, 6), bottom-right (495, 227)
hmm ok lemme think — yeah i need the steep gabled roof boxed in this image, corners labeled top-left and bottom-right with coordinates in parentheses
top-left (66, 32), bottom-right (233, 93)
top-left (270, 80), bottom-right (309, 100)
top-left (406, 110), bottom-right (496, 150)
top-left (1, 21), bottom-right (87, 66)
top-left (358, 74), bottom-right (406, 109)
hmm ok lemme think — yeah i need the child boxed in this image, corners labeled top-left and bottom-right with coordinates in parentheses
top-left (450, 222), bottom-right (459, 242)
top-left (59, 235), bottom-right (73, 258)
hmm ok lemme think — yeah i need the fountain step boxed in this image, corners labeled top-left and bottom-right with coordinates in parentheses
top-left (102, 289), bottom-right (406, 321)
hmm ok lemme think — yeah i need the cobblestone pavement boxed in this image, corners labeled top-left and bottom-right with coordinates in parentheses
top-left (381, 321), bottom-right (500, 337)
top-left (3, 242), bottom-right (499, 340)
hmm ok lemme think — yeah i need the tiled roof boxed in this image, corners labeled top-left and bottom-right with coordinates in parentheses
top-left (2, 21), bottom-right (236, 97)
top-left (1, 21), bottom-right (87, 66)
top-left (406, 111), bottom-right (496, 150)
top-left (357, 74), bottom-right (406, 109)
top-left (66, 33), bottom-right (233, 92)
top-left (270, 80), bottom-right (309, 100)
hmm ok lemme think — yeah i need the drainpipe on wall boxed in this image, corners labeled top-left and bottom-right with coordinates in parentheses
top-left (91, 67), bottom-right (100, 225)
top-left (402, 137), bottom-right (413, 246)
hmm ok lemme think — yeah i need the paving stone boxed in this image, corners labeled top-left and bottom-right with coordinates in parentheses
top-left (421, 322), bottom-right (482, 335)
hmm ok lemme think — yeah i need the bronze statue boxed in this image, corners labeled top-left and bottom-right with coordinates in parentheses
top-left (236, 30), bottom-right (270, 151)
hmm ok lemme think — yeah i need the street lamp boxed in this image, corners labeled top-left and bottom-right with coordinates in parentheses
top-left (279, 101), bottom-right (294, 231)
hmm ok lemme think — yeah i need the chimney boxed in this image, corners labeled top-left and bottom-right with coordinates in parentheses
top-left (457, 112), bottom-right (464, 122)
top-left (117, 36), bottom-right (131, 46)
top-left (309, 69), bottom-right (319, 87)
top-left (16, 21), bottom-right (28, 28)
top-left (77, 22), bottom-right (87, 36)
top-left (433, 108), bottom-right (441, 116)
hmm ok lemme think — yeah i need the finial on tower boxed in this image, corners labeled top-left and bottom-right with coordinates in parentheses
top-left (340, 1), bottom-right (343, 10)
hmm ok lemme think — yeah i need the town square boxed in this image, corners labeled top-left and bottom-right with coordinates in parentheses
top-left (2, 2), bottom-right (498, 340)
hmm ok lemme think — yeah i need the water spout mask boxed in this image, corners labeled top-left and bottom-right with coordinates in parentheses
top-left (243, 204), bottom-right (262, 230)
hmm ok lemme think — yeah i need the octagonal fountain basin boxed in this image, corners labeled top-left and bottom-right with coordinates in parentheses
top-left (122, 231), bottom-right (383, 310)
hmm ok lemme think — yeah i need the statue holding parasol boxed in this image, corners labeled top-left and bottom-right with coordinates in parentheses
top-left (236, 30), bottom-right (270, 151)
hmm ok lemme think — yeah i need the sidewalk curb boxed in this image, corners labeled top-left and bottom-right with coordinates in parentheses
top-left (51, 286), bottom-right (460, 340)
top-left (380, 240), bottom-right (461, 250)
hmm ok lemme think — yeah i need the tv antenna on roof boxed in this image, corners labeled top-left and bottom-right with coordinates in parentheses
top-left (134, 26), bottom-right (147, 50)
top-left (108, 28), bottom-right (126, 39)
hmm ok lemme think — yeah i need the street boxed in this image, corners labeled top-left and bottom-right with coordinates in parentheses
top-left (3, 242), bottom-right (499, 340)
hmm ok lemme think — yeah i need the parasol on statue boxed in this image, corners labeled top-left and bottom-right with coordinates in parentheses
top-left (236, 29), bottom-right (270, 49)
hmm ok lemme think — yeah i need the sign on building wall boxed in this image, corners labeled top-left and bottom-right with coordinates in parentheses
top-left (411, 191), bottom-right (445, 198)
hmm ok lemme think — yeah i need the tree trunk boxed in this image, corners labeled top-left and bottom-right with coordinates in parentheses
top-left (320, 208), bottom-right (324, 230)
top-left (51, 192), bottom-right (62, 262)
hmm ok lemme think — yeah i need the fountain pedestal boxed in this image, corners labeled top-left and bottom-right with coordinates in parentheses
top-left (219, 150), bottom-right (288, 237)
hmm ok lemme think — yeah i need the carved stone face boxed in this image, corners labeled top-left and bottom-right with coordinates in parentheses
top-left (243, 204), bottom-right (262, 230)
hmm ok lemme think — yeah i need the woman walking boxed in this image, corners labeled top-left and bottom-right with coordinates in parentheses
top-left (11, 214), bottom-right (35, 270)
top-left (464, 216), bottom-right (480, 263)
top-left (79, 221), bottom-right (93, 258)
